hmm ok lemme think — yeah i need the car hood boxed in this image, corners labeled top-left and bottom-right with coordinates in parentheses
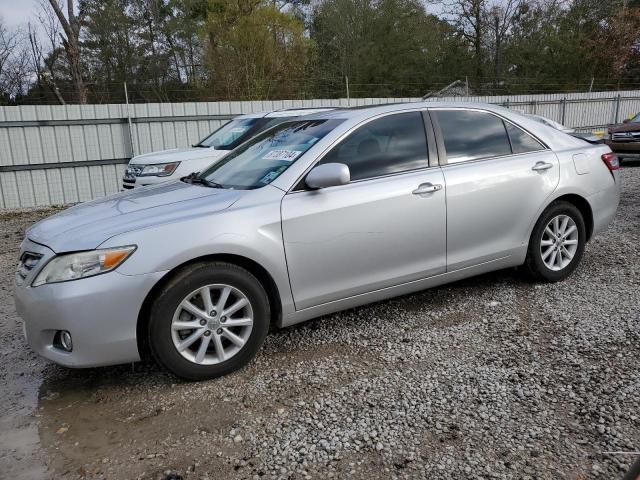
top-left (129, 147), bottom-right (229, 165)
top-left (608, 122), bottom-right (640, 134)
top-left (27, 181), bottom-right (243, 252)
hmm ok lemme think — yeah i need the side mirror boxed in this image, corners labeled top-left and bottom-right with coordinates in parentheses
top-left (623, 118), bottom-right (630, 124)
top-left (305, 163), bottom-right (350, 189)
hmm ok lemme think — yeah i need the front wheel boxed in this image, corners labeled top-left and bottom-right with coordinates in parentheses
top-left (148, 262), bottom-right (270, 381)
top-left (525, 201), bottom-right (586, 282)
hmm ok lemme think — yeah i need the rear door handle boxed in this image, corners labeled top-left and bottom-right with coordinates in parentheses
top-left (532, 161), bottom-right (553, 171)
top-left (412, 182), bottom-right (442, 195)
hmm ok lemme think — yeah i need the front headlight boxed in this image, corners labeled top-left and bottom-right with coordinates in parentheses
top-left (139, 162), bottom-right (180, 177)
top-left (32, 246), bottom-right (136, 286)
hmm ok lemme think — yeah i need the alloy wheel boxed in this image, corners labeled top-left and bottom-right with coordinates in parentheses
top-left (540, 214), bottom-right (579, 271)
top-left (171, 284), bottom-right (254, 365)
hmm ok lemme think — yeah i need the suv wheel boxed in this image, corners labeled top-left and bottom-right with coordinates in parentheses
top-left (148, 262), bottom-right (270, 380)
top-left (525, 201), bottom-right (586, 282)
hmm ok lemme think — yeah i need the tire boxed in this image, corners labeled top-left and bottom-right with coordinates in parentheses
top-left (623, 456), bottom-right (640, 480)
top-left (525, 201), bottom-right (586, 282)
top-left (148, 261), bottom-right (270, 381)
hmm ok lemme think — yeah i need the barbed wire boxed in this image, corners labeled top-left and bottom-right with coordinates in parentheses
top-left (7, 78), bottom-right (640, 105)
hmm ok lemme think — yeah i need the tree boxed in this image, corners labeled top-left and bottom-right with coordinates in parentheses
top-left (45, 0), bottom-right (87, 103)
top-left (448, 0), bottom-right (485, 82)
top-left (164, 0), bottom-right (207, 86)
top-left (81, 0), bottom-right (139, 101)
top-left (0, 20), bottom-right (30, 102)
top-left (203, 0), bottom-right (314, 99)
top-left (486, 0), bottom-right (523, 87)
top-left (27, 21), bottom-right (66, 104)
top-left (503, 0), bottom-right (640, 91)
top-left (586, 1), bottom-right (640, 82)
top-left (3, 0), bottom-right (640, 103)
top-left (310, 0), bottom-right (468, 97)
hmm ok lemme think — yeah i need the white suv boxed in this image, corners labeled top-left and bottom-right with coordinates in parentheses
top-left (122, 108), bottom-right (334, 189)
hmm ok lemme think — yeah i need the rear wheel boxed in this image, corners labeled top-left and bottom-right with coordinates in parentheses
top-left (525, 201), bottom-right (586, 282)
top-left (148, 262), bottom-right (270, 380)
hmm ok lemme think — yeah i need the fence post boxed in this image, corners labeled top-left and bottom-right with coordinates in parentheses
top-left (504, 98), bottom-right (510, 109)
top-left (345, 76), bottom-right (350, 104)
top-left (124, 82), bottom-right (136, 157)
top-left (561, 97), bottom-right (567, 125)
top-left (614, 93), bottom-right (621, 124)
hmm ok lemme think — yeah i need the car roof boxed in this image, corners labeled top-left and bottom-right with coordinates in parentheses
top-left (300, 101), bottom-right (515, 121)
top-left (295, 101), bottom-right (585, 151)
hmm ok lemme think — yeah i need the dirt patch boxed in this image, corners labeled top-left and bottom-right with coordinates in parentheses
top-left (38, 372), bottom-right (238, 479)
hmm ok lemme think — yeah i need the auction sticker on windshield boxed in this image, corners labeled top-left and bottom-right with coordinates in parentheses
top-left (262, 150), bottom-right (301, 161)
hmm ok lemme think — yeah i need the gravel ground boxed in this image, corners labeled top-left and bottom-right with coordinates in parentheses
top-left (0, 167), bottom-right (638, 480)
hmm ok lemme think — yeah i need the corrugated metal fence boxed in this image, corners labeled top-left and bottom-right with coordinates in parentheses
top-left (1, 91), bottom-right (639, 209)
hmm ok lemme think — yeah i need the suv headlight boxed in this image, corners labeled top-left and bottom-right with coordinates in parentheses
top-left (139, 162), bottom-right (180, 177)
top-left (32, 246), bottom-right (136, 286)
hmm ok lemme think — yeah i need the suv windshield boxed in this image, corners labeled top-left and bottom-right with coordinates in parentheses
top-left (199, 119), bottom-right (342, 190)
top-left (197, 117), bottom-right (293, 150)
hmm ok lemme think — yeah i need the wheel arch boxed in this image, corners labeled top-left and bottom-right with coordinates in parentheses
top-left (550, 193), bottom-right (594, 241)
top-left (136, 253), bottom-right (283, 360)
top-left (529, 191), bottom-right (594, 246)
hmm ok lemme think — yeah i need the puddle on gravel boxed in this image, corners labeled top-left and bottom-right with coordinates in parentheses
top-left (0, 372), bottom-right (48, 479)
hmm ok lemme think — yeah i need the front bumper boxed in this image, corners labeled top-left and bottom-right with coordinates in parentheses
top-left (14, 239), bottom-right (167, 367)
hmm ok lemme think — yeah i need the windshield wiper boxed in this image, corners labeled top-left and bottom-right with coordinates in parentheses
top-left (202, 179), bottom-right (225, 188)
top-left (192, 144), bottom-right (209, 148)
top-left (181, 172), bottom-right (225, 189)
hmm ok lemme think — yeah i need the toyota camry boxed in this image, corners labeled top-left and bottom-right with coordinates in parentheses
top-left (14, 102), bottom-right (620, 380)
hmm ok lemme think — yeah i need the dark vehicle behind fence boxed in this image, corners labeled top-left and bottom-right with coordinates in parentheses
top-left (606, 112), bottom-right (640, 160)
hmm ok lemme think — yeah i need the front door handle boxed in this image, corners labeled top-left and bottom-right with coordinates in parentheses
top-left (532, 161), bottom-right (553, 172)
top-left (412, 182), bottom-right (443, 195)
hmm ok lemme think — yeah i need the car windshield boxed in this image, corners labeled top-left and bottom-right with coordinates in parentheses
top-left (199, 119), bottom-right (342, 190)
top-left (630, 113), bottom-right (640, 123)
top-left (197, 117), bottom-right (294, 150)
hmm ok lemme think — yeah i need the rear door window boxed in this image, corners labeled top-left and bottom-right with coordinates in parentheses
top-left (434, 110), bottom-right (512, 163)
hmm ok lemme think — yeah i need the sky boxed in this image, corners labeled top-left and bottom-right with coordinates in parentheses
top-left (0, 0), bottom-right (41, 29)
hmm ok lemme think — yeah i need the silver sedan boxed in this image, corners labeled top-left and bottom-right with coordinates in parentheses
top-left (14, 102), bottom-right (620, 380)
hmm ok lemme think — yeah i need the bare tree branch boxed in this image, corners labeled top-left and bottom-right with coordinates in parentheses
top-left (44, 0), bottom-right (87, 103)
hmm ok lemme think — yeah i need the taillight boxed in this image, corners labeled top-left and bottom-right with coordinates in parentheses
top-left (601, 152), bottom-right (620, 172)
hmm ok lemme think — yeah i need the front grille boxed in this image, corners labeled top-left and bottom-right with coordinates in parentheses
top-left (123, 164), bottom-right (142, 190)
top-left (17, 252), bottom-right (43, 281)
top-left (125, 165), bottom-right (144, 177)
top-left (612, 132), bottom-right (640, 141)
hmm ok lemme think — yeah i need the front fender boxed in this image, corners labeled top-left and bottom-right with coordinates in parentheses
top-left (99, 186), bottom-right (295, 317)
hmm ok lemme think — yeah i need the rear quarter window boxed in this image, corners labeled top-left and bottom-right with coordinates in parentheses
top-left (505, 123), bottom-right (545, 154)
